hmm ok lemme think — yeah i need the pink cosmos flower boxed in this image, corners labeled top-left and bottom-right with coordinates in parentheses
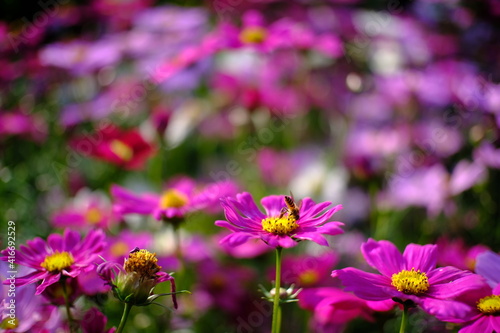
top-left (436, 237), bottom-right (489, 271)
top-left (434, 251), bottom-right (500, 332)
top-left (69, 125), bottom-right (156, 170)
top-left (332, 239), bottom-right (486, 316)
top-left (111, 176), bottom-right (239, 221)
top-left (215, 192), bottom-right (344, 249)
top-left (1, 229), bottom-right (105, 294)
top-left (51, 188), bottom-right (117, 231)
top-left (0, 111), bottom-right (47, 142)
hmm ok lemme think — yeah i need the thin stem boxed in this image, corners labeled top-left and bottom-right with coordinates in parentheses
top-left (61, 280), bottom-right (75, 333)
top-left (271, 247), bottom-right (283, 333)
top-left (116, 302), bottom-right (133, 333)
top-left (399, 304), bottom-right (409, 333)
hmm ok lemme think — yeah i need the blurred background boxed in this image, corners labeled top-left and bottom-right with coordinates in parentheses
top-left (1, 0), bottom-right (500, 332)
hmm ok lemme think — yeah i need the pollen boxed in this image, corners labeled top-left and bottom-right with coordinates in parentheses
top-left (110, 139), bottom-right (133, 161)
top-left (40, 251), bottom-right (74, 272)
top-left (477, 295), bottom-right (500, 315)
top-left (262, 216), bottom-right (298, 235)
top-left (391, 268), bottom-right (429, 295)
top-left (85, 207), bottom-right (102, 224)
top-left (239, 26), bottom-right (267, 44)
top-left (159, 189), bottom-right (188, 209)
top-left (124, 249), bottom-right (161, 279)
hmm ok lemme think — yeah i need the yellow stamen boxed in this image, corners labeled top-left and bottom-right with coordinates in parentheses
top-left (299, 270), bottom-right (319, 286)
top-left (110, 140), bottom-right (133, 161)
top-left (239, 26), bottom-right (267, 44)
top-left (159, 189), bottom-right (188, 209)
top-left (477, 295), bottom-right (500, 315)
top-left (1, 317), bottom-right (18, 329)
top-left (40, 251), bottom-right (74, 272)
top-left (391, 268), bottom-right (429, 295)
top-left (111, 241), bottom-right (129, 257)
top-left (85, 207), bottom-right (102, 224)
top-left (124, 249), bottom-right (161, 279)
top-left (262, 216), bottom-right (298, 235)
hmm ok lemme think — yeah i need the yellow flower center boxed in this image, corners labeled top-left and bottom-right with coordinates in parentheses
top-left (111, 241), bottom-right (129, 257)
top-left (85, 207), bottom-right (102, 224)
top-left (110, 140), bottom-right (133, 161)
top-left (1, 317), bottom-right (18, 329)
top-left (477, 295), bottom-right (500, 315)
top-left (299, 270), bottom-right (320, 286)
top-left (159, 189), bottom-right (188, 209)
top-left (261, 216), bottom-right (298, 235)
top-left (239, 26), bottom-right (267, 44)
top-left (124, 249), bottom-right (161, 279)
top-left (40, 251), bottom-right (75, 272)
top-left (391, 268), bottom-right (429, 295)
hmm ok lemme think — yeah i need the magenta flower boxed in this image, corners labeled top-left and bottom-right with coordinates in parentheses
top-left (332, 239), bottom-right (486, 315)
top-left (433, 251), bottom-right (500, 332)
top-left (51, 189), bottom-right (117, 231)
top-left (81, 307), bottom-right (116, 333)
top-left (215, 192), bottom-right (343, 249)
top-left (1, 229), bottom-right (105, 294)
top-left (111, 176), bottom-right (238, 221)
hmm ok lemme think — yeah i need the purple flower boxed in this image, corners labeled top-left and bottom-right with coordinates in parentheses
top-left (112, 176), bottom-right (238, 221)
top-left (81, 307), bottom-right (116, 333)
top-left (1, 229), bottom-right (105, 294)
top-left (215, 192), bottom-right (343, 249)
top-left (332, 239), bottom-right (486, 316)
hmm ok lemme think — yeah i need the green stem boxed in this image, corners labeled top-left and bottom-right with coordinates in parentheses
top-left (116, 303), bottom-right (133, 333)
top-left (271, 247), bottom-right (283, 333)
top-left (61, 280), bottom-right (75, 333)
top-left (399, 304), bottom-right (409, 333)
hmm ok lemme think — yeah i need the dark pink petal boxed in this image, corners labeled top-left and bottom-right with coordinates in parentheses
top-left (110, 184), bottom-right (157, 215)
top-left (298, 200), bottom-right (332, 219)
top-left (429, 271), bottom-right (486, 299)
top-left (36, 272), bottom-right (62, 295)
top-left (490, 316), bottom-right (500, 332)
top-left (332, 267), bottom-right (394, 301)
top-left (63, 229), bottom-right (82, 251)
top-left (403, 243), bottom-right (437, 273)
top-left (428, 266), bottom-right (475, 284)
top-left (215, 220), bottom-right (243, 232)
top-left (294, 232), bottom-right (329, 246)
top-left (421, 298), bottom-right (477, 323)
top-left (459, 315), bottom-right (493, 333)
top-left (361, 239), bottom-right (404, 277)
top-left (219, 232), bottom-right (256, 247)
top-left (10, 270), bottom-right (48, 287)
top-left (261, 195), bottom-right (286, 217)
top-left (46, 233), bottom-right (64, 252)
top-left (314, 222), bottom-right (345, 235)
top-left (229, 192), bottom-right (266, 220)
top-left (276, 235), bottom-right (298, 248)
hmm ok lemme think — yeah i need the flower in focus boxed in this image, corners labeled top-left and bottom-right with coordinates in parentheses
top-left (332, 239), bottom-right (486, 316)
top-left (215, 192), bottom-right (344, 249)
top-left (111, 176), bottom-right (239, 222)
top-left (97, 248), bottom-right (177, 307)
top-left (1, 229), bottom-right (105, 295)
top-left (51, 188), bottom-right (117, 231)
top-left (433, 251), bottom-right (500, 332)
top-left (69, 125), bottom-right (156, 170)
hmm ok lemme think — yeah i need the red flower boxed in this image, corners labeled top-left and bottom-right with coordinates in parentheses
top-left (69, 125), bottom-right (156, 170)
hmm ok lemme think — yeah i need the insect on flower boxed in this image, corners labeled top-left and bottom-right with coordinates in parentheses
top-left (279, 192), bottom-right (301, 221)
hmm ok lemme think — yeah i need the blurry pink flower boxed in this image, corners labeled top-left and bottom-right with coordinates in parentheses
top-left (436, 237), bottom-right (489, 271)
top-left (69, 125), bottom-right (156, 170)
top-left (269, 252), bottom-right (339, 288)
top-left (81, 307), bottom-right (116, 333)
top-left (298, 287), bottom-right (395, 333)
top-left (1, 229), bottom-right (105, 294)
top-left (111, 176), bottom-right (239, 221)
top-left (0, 111), bottom-right (47, 142)
top-left (216, 192), bottom-right (343, 249)
top-left (51, 189), bottom-right (117, 231)
top-left (216, 231), bottom-right (273, 259)
top-left (474, 143), bottom-right (500, 169)
top-left (39, 39), bottom-right (122, 75)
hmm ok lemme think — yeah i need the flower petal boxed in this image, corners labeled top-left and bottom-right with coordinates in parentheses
top-left (294, 232), bottom-right (329, 247)
top-left (332, 267), bottom-right (394, 301)
top-left (361, 239), bottom-right (404, 277)
top-left (428, 269), bottom-right (486, 299)
top-left (261, 195), bottom-right (286, 217)
top-left (403, 243), bottom-right (437, 273)
top-left (475, 251), bottom-right (500, 287)
top-left (459, 315), bottom-right (493, 333)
